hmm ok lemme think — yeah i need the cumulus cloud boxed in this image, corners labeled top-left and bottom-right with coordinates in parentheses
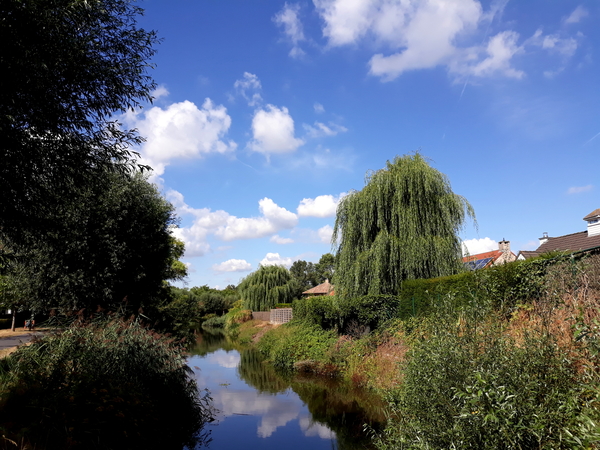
top-left (462, 237), bottom-right (497, 256)
top-left (213, 259), bottom-right (253, 272)
top-left (234, 72), bottom-right (263, 106)
top-left (317, 225), bottom-right (334, 244)
top-left (249, 105), bottom-right (304, 156)
top-left (270, 235), bottom-right (295, 244)
top-left (567, 185), bottom-right (593, 194)
top-left (273, 3), bottom-right (306, 58)
top-left (124, 99), bottom-right (236, 177)
top-left (565, 5), bottom-right (588, 24)
top-left (216, 198), bottom-right (299, 241)
top-left (455, 30), bottom-right (524, 79)
top-left (167, 191), bottom-right (299, 256)
top-left (260, 252), bottom-right (295, 268)
top-left (297, 194), bottom-right (344, 217)
top-left (303, 121), bottom-right (348, 138)
top-left (314, 0), bottom-right (532, 81)
top-left (151, 85), bottom-right (169, 100)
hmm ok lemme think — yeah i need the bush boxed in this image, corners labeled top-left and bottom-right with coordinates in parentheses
top-left (293, 294), bottom-right (399, 334)
top-left (202, 314), bottom-right (226, 329)
top-left (375, 299), bottom-right (598, 450)
top-left (257, 322), bottom-right (338, 372)
top-left (0, 319), bottom-right (212, 449)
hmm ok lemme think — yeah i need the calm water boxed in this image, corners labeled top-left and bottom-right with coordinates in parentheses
top-left (187, 330), bottom-right (386, 450)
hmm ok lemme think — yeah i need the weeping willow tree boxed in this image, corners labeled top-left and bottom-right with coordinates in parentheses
top-left (238, 265), bottom-right (295, 311)
top-left (332, 153), bottom-right (475, 298)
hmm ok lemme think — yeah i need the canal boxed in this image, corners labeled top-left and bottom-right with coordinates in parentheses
top-left (187, 330), bottom-right (386, 449)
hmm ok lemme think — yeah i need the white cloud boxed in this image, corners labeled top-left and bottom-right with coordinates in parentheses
top-left (567, 185), bottom-right (593, 195)
top-left (124, 99), bottom-right (236, 177)
top-left (260, 252), bottom-right (295, 268)
top-left (456, 30), bottom-right (524, 79)
top-left (270, 235), bottom-right (295, 244)
top-left (542, 34), bottom-right (578, 57)
top-left (216, 198), bottom-right (299, 241)
top-left (315, 0), bottom-right (530, 81)
top-left (273, 3), bottom-right (306, 58)
top-left (314, 103), bottom-right (325, 114)
top-left (303, 121), bottom-right (348, 138)
top-left (206, 352), bottom-right (241, 368)
top-left (249, 105), bottom-right (304, 156)
top-left (151, 85), bottom-right (169, 100)
top-left (318, 225), bottom-right (334, 244)
top-left (213, 259), bottom-right (253, 272)
top-left (462, 237), bottom-right (497, 256)
top-left (565, 5), bottom-right (588, 24)
top-left (297, 194), bottom-right (344, 217)
top-left (167, 191), bottom-right (299, 256)
top-left (234, 72), bottom-right (263, 106)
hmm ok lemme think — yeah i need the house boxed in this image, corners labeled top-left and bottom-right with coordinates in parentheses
top-left (302, 279), bottom-right (335, 297)
top-left (517, 208), bottom-right (600, 260)
top-left (463, 239), bottom-right (517, 270)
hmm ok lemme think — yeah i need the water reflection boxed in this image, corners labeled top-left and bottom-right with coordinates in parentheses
top-left (188, 330), bottom-right (384, 450)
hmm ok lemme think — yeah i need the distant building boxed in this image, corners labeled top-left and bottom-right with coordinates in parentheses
top-left (517, 208), bottom-right (600, 260)
top-left (302, 279), bottom-right (335, 297)
top-left (463, 239), bottom-right (517, 270)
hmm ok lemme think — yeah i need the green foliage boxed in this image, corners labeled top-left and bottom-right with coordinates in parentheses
top-left (333, 153), bottom-right (475, 298)
top-left (202, 315), bottom-right (226, 329)
top-left (1, 0), bottom-right (159, 242)
top-left (8, 172), bottom-right (179, 316)
top-left (238, 265), bottom-right (296, 311)
top-left (375, 301), bottom-right (598, 450)
top-left (0, 319), bottom-right (212, 449)
top-left (294, 295), bottom-right (398, 335)
top-left (398, 256), bottom-right (566, 317)
top-left (257, 322), bottom-right (338, 371)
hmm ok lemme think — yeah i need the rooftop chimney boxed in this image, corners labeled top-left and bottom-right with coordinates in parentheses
top-left (539, 232), bottom-right (549, 247)
top-left (498, 239), bottom-right (510, 253)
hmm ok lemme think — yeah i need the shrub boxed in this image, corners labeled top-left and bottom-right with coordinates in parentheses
top-left (0, 319), bottom-right (212, 449)
top-left (257, 322), bottom-right (338, 372)
top-left (375, 299), bottom-right (598, 450)
top-left (293, 294), bottom-right (399, 334)
top-left (202, 314), bottom-right (226, 329)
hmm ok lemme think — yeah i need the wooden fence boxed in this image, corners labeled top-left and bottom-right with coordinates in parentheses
top-left (251, 308), bottom-right (293, 324)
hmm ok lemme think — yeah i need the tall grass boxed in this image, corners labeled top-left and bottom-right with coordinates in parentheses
top-left (0, 319), bottom-right (213, 450)
top-left (374, 297), bottom-right (600, 450)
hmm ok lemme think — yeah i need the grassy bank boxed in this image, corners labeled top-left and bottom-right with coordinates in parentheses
top-left (230, 253), bottom-right (600, 449)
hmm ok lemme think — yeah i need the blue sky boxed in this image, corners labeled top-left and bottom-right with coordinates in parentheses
top-left (124, 0), bottom-right (599, 289)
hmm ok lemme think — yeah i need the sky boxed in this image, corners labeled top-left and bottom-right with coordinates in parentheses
top-left (123, 0), bottom-right (600, 289)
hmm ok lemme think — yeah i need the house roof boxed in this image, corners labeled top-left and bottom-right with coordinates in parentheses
top-left (584, 209), bottom-right (600, 221)
top-left (517, 250), bottom-right (540, 260)
top-left (462, 250), bottom-right (502, 263)
top-left (537, 230), bottom-right (600, 254)
top-left (302, 279), bottom-right (333, 295)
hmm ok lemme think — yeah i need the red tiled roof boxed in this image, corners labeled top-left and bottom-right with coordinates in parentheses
top-left (537, 231), bottom-right (600, 254)
top-left (302, 279), bottom-right (333, 295)
top-left (462, 250), bottom-right (502, 263)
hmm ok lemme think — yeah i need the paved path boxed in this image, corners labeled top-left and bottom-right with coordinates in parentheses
top-left (0, 331), bottom-right (45, 351)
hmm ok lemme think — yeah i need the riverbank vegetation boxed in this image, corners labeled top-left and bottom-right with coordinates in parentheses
top-left (0, 320), bottom-right (212, 449)
top-left (250, 251), bottom-right (600, 449)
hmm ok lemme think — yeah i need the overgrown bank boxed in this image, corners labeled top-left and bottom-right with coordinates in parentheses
top-left (224, 252), bottom-right (600, 449)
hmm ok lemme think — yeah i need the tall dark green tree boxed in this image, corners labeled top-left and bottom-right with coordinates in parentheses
top-left (333, 153), bottom-right (475, 298)
top-left (0, 0), bottom-right (158, 242)
top-left (11, 172), bottom-right (179, 315)
top-left (238, 265), bottom-right (295, 311)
